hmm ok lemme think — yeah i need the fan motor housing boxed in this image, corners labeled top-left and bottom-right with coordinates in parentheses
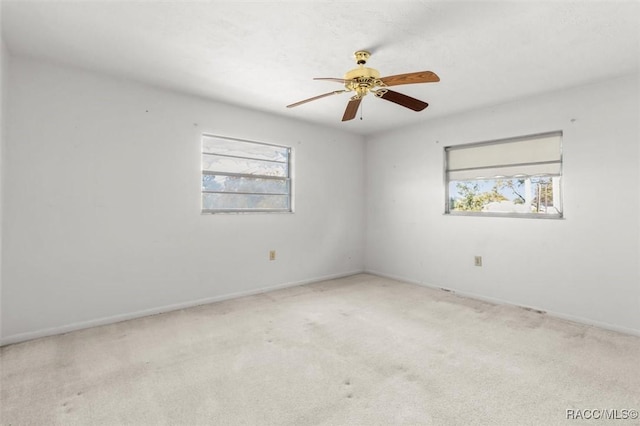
top-left (344, 67), bottom-right (382, 96)
top-left (344, 66), bottom-right (380, 81)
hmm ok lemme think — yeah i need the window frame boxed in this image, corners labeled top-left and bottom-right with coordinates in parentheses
top-left (444, 131), bottom-right (563, 219)
top-left (201, 134), bottom-right (293, 214)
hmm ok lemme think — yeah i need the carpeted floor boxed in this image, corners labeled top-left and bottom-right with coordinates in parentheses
top-left (1, 274), bottom-right (639, 425)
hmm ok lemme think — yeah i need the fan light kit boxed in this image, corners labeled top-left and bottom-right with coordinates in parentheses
top-left (287, 50), bottom-right (440, 122)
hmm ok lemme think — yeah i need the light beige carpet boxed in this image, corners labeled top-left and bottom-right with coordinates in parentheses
top-left (1, 274), bottom-right (639, 425)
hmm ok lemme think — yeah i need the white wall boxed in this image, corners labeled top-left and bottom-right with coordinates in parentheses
top-left (1, 56), bottom-right (365, 344)
top-left (365, 74), bottom-right (640, 335)
top-left (0, 34), bottom-right (7, 339)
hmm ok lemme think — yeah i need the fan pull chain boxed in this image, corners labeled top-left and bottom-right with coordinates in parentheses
top-left (360, 101), bottom-right (363, 120)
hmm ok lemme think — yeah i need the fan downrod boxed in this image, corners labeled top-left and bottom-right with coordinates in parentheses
top-left (354, 50), bottom-right (370, 65)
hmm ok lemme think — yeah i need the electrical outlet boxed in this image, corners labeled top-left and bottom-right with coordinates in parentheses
top-left (474, 256), bottom-right (482, 267)
top-left (269, 250), bottom-right (276, 261)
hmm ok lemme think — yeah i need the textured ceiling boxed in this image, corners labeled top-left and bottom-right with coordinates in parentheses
top-left (2, 1), bottom-right (639, 135)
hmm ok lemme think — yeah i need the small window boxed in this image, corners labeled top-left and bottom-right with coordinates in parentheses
top-left (201, 135), bottom-right (292, 213)
top-left (445, 132), bottom-right (562, 218)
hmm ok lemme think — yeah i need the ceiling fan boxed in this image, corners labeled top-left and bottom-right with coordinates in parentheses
top-left (286, 50), bottom-right (440, 122)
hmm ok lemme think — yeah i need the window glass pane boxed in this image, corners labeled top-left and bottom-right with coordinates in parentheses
top-left (448, 177), bottom-right (561, 215)
top-left (202, 193), bottom-right (290, 210)
top-left (202, 135), bottom-right (288, 162)
top-left (202, 175), bottom-right (289, 194)
top-left (201, 135), bottom-right (291, 213)
top-left (202, 154), bottom-right (288, 177)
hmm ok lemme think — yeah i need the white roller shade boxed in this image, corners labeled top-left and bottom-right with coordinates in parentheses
top-left (446, 132), bottom-right (562, 180)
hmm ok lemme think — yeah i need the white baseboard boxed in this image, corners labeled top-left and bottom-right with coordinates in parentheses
top-left (364, 269), bottom-right (640, 338)
top-left (0, 269), bottom-right (364, 346)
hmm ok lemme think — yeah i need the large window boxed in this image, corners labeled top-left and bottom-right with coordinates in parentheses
top-left (445, 132), bottom-right (562, 218)
top-left (201, 135), bottom-right (292, 213)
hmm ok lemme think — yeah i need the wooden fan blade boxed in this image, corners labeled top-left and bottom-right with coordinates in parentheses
top-left (313, 77), bottom-right (350, 83)
top-left (380, 71), bottom-right (440, 87)
top-left (342, 98), bottom-right (362, 121)
top-left (286, 90), bottom-right (347, 108)
top-left (378, 90), bottom-right (428, 111)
